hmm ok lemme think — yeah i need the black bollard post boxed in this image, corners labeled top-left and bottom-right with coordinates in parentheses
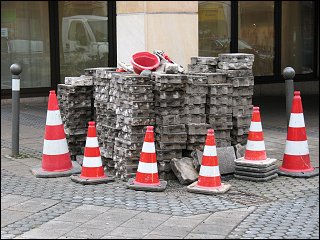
top-left (283, 67), bottom-right (295, 126)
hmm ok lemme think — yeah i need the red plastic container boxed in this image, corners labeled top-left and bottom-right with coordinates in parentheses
top-left (131, 52), bottom-right (160, 74)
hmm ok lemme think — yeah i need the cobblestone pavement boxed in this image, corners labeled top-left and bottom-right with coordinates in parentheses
top-left (1, 96), bottom-right (319, 239)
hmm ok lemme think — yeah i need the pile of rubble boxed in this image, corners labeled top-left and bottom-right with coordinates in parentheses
top-left (57, 52), bottom-right (255, 182)
top-left (57, 75), bottom-right (94, 159)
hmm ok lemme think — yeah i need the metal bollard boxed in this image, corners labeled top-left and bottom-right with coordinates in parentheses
top-left (283, 67), bottom-right (295, 126)
top-left (10, 63), bottom-right (22, 156)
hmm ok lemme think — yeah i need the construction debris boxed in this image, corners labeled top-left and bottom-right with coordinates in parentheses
top-left (170, 157), bottom-right (198, 185)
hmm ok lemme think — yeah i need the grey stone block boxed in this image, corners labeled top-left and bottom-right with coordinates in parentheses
top-left (208, 84), bottom-right (233, 95)
top-left (188, 64), bottom-right (216, 73)
top-left (235, 168), bottom-right (278, 177)
top-left (218, 53), bottom-right (254, 63)
top-left (216, 69), bottom-right (253, 78)
top-left (191, 56), bottom-right (219, 65)
top-left (164, 63), bottom-right (179, 74)
top-left (235, 164), bottom-right (277, 173)
top-left (170, 157), bottom-right (199, 185)
top-left (218, 61), bottom-right (253, 70)
top-left (234, 143), bottom-right (246, 158)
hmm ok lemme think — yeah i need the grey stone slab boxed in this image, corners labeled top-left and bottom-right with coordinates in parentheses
top-left (70, 174), bottom-right (115, 185)
top-left (161, 217), bottom-right (204, 228)
top-left (187, 181), bottom-right (231, 194)
top-left (143, 234), bottom-right (181, 239)
top-left (54, 205), bottom-right (109, 223)
top-left (8, 198), bottom-right (59, 213)
top-left (150, 225), bottom-right (192, 238)
top-left (170, 157), bottom-right (198, 185)
top-left (108, 226), bottom-right (150, 239)
top-left (1, 210), bottom-right (32, 227)
top-left (121, 212), bottom-right (170, 230)
top-left (234, 173), bottom-right (278, 182)
top-left (184, 233), bottom-right (226, 239)
top-left (235, 168), bottom-right (278, 177)
top-left (192, 223), bottom-right (232, 235)
top-left (81, 208), bottom-right (140, 229)
top-left (1, 195), bottom-right (32, 210)
top-left (17, 220), bottom-right (80, 239)
top-left (62, 226), bottom-right (110, 239)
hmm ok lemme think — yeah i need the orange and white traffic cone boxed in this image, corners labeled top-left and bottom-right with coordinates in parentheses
top-left (234, 106), bottom-right (278, 181)
top-left (71, 121), bottom-right (114, 184)
top-left (187, 129), bottom-right (231, 194)
top-left (278, 91), bottom-right (319, 177)
top-left (126, 126), bottom-right (167, 191)
top-left (30, 90), bottom-right (81, 177)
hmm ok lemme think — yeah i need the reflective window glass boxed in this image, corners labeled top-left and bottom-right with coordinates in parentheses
top-left (199, 1), bottom-right (231, 57)
top-left (1, 1), bottom-right (51, 89)
top-left (282, 1), bottom-right (314, 74)
top-left (58, 1), bottom-right (109, 82)
top-left (238, 1), bottom-right (274, 76)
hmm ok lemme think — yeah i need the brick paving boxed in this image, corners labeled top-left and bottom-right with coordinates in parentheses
top-left (1, 96), bottom-right (319, 239)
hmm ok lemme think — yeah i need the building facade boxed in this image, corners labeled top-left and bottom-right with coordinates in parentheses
top-left (1, 1), bottom-right (319, 98)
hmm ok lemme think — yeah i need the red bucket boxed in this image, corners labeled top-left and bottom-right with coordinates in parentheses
top-left (131, 52), bottom-right (160, 74)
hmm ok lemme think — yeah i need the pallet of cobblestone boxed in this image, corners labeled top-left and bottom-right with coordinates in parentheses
top-left (216, 69), bottom-right (253, 78)
top-left (84, 67), bottom-right (117, 77)
top-left (218, 53), bottom-right (254, 70)
top-left (64, 75), bottom-right (93, 86)
top-left (191, 56), bottom-right (219, 66)
top-left (232, 86), bottom-right (254, 96)
top-left (157, 149), bottom-right (183, 161)
top-left (189, 72), bottom-right (227, 84)
top-left (227, 76), bottom-right (254, 87)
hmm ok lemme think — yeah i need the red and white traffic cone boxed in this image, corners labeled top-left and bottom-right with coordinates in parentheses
top-left (126, 126), bottom-right (167, 191)
top-left (278, 91), bottom-right (319, 177)
top-left (30, 90), bottom-right (81, 177)
top-left (187, 129), bottom-right (231, 194)
top-left (71, 121), bottom-right (114, 184)
top-left (234, 106), bottom-right (278, 181)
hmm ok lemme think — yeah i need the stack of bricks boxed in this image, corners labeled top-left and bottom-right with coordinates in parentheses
top-left (188, 56), bottom-right (218, 73)
top-left (185, 74), bottom-right (209, 151)
top-left (187, 57), bottom-right (233, 147)
top-left (152, 73), bottom-right (187, 180)
top-left (57, 75), bottom-right (94, 159)
top-left (113, 74), bottom-right (155, 181)
top-left (217, 53), bottom-right (255, 145)
top-left (88, 67), bottom-right (117, 174)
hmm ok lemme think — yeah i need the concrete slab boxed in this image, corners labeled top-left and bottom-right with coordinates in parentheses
top-left (184, 233), bottom-right (226, 239)
top-left (235, 168), bottom-right (278, 177)
top-left (234, 173), bottom-right (278, 182)
top-left (234, 157), bottom-right (277, 167)
top-left (8, 198), bottom-right (59, 213)
top-left (1, 210), bottom-right (32, 227)
top-left (1, 195), bottom-right (32, 210)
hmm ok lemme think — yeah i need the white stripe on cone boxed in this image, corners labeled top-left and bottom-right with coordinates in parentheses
top-left (82, 156), bottom-right (103, 167)
top-left (284, 140), bottom-right (309, 155)
top-left (85, 137), bottom-right (99, 148)
top-left (289, 113), bottom-right (305, 128)
top-left (249, 121), bottom-right (263, 132)
top-left (142, 142), bottom-right (155, 153)
top-left (43, 139), bottom-right (69, 155)
top-left (137, 162), bottom-right (158, 174)
top-left (199, 165), bottom-right (220, 177)
top-left (46, 110), bottom-right (63, 126)
top-left (246, 140), bottom-right (266, 151)
top-left (203, 145), bottom-right (217, 156)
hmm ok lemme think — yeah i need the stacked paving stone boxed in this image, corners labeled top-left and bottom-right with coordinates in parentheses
top-left (185, 74), bottom-right (209, 151)
top-left (217, 53), bottom-right (254, 145)
top-left (152, 73), bottom-right (187, 180)
top-left (57, 75), bottom-right (94, 159)
top-left (113, 74), bottom-right (155, 181)
top-left (188, 57), bottom-right (218, 73)
top-left (206, 82), bottom-right (233, 147)
top-left (88, 67), bottom-right (117, 173)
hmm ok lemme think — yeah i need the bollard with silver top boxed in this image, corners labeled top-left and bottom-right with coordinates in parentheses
top-left (10, 63), bottom-right (22, 156)
top-left (283, 67), bottom-right (295, 126)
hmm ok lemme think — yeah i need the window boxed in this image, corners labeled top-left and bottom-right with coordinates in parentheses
top-left (238, 1), bottom-right (274, 76)
top-left (282, 1), bottom-right (314, 74)
top-left (199, 1), bottom-right (231, 57)
top-left (1, 1), bottom-right (51, 89)
top-left (58, 1), bottom-right (109, 82)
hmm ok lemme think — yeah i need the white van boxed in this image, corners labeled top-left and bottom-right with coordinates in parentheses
top-left (61, 15), bottom-right (108, 64)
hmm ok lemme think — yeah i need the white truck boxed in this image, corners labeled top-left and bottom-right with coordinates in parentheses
top-left (61, 15), bottom-right (109, 64)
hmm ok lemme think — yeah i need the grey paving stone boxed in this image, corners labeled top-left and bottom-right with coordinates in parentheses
top-left (1, 210), bottom-right (32, 227)
top-left (107, 226), bottom-right (150, 239)
top-left (7, 198), bottom-right (59, 213)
